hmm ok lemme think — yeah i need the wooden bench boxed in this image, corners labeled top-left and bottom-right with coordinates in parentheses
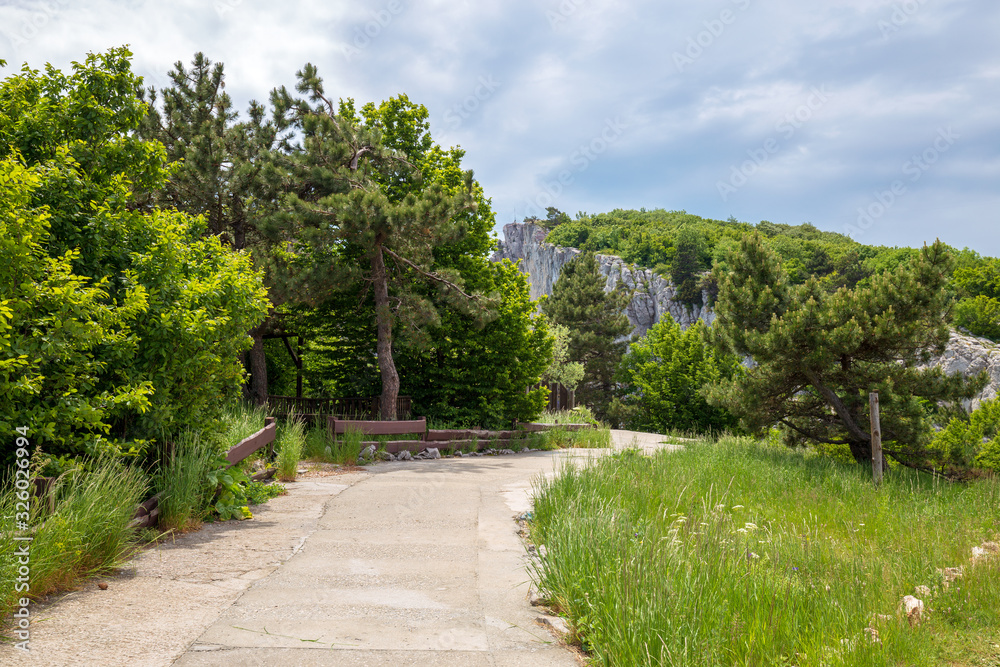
top-left (328, 417), bottom-right (427, 454)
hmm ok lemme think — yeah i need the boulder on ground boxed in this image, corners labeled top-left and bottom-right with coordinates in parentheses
top-left (899, 595), bottom-right (924, 625)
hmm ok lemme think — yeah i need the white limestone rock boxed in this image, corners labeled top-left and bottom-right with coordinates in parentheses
top-left (492, 222), bottom-right (712, 338)
top-left (924, 331), bottom-right (1000, 410)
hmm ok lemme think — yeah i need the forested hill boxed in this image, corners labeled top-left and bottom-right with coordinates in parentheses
top-left (534, 208), bottom-right (1000, 341)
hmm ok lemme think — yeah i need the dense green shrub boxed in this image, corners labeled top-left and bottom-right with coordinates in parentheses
top-left (0, 49), bottom-right (269, 462)
top-left (952, 259), bottom-right (1000, 341)
top-left (954, 296), bottom-right (1000, 341)
top-left (611, 319), bottom-right (741, 434)
top-left (0, 157), bottom-right (153, 466)
top-left (929, 398), bottom-right (1000, 472)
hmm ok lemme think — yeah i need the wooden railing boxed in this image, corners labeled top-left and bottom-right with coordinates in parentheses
top-left (225, 417), bottom-right (278, 466)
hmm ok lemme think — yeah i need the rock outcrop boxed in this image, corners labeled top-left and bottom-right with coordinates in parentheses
top-left (492, 222), bottom-right (712, 338)
top-left (493, 222), bottom-right (1000, 409)
top-left (926, 332), bottom-right (1000, 410)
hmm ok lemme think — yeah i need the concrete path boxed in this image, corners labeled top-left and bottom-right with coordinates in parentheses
top-left (2, 431), bottom-right (672, 666)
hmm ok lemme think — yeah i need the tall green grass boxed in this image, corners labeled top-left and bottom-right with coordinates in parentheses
top-left (153, 434), bottom-right (218, 532)
top-left (1, 457), bottom-right (148, 623)
top-left (220, 402), bottom-right (267, 450)
top-left (304, 424), bottom-right (366, 466)
top-left (528, 425), bottom-right (611, 449)
top-left (275, 419), bottom-right (305, 482)
top-left (536, 407), bottom-right (599, 425)
top-left (529, 437), bottom-right (1000, 666)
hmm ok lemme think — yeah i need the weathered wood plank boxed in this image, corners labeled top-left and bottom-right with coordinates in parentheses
top-left (329, 417), bottom-right (426, 439)
top-left (225, 418), bottom-right (277, 467)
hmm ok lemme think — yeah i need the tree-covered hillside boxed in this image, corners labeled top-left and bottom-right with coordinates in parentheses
top-left (539, 208), bottom-right (999, 341)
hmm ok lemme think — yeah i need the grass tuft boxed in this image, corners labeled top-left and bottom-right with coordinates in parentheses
top-left (1, 456), bottom-right (148, 624)
top-left (153, 433), bottom-right (217, 532)
top-left (275, 419), bottom-right (305, 482)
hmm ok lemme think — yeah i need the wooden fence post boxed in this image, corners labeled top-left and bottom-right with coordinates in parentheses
top-left (870, 392), bottom-right (883, 486)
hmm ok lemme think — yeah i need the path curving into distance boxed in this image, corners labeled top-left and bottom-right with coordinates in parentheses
top-left (1, 431), bottom-right (675, 666)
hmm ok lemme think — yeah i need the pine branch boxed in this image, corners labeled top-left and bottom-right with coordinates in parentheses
top-left (382, 247), bottom-right (479, 301)
top-left (777, 419), bottom-right (848, 446)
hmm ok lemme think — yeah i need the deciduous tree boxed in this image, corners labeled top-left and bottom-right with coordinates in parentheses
top-left (612, 319), bottom-right (740, 434)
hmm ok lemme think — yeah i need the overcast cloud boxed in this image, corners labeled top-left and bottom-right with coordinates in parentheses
top-left (2, 0), bottom-right (997, 254)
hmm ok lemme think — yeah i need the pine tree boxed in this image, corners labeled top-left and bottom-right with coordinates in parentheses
top-left (265, 64), bottom-right (491, 419)
top-left (541, 252), bottom-right (632, 421)
top-left (670, 226), bottom-right (705, 308)
top-left (137, 53), bottom-right (277, 405)
top-left (707, 232), bottom-right (986, 472)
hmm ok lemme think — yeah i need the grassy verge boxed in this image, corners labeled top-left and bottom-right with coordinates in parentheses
top-left (303, 424), bottom-right (365, 466)
top-left (528, 437), bottom-right (1000, 666)
top-left (527, 425), bottom-right (611, 450)
top-left (1, 457), bottom-right (148, 626)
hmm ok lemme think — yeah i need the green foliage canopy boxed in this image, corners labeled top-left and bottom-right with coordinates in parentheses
top-left (0, 49), bottom-right (269, 462)
top-left (929, 398), bottom-right (1000, 473)
top-left (952, 258), bottom-right (1000, 341)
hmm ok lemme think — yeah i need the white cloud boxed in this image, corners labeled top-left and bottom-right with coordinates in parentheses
top-left (0, 0), bottom-right (997, 254)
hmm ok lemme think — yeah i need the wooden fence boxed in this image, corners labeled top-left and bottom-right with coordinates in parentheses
top-left (532, 383), bottom-right (575, 411)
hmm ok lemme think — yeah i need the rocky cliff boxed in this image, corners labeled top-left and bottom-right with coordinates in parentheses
top-left (493, 222), bottom-right (1000, 410)
top-left (492, 222), bottom-right (712, 339)
top-left (927, 332), bottom-right (1000, 411)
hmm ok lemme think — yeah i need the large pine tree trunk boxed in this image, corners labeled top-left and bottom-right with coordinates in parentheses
top-left (248, 326), bottom-right (268, 407)
top-left (847, 439), bottom-right (871, 465)
top-left (371, 244), bottom-right (399, 420)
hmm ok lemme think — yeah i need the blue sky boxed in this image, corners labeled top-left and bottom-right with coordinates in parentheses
top-left (2, 0), bottom-right (997, 254)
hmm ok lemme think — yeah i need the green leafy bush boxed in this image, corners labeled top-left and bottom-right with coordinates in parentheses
top-left (0, 157), bottom-right (153, 466)
top-left (612, 319), bottom-right (741, 434)
top-left (206, 464), bottom-right (252, 520)
top-left (954, 296), bottom-right (1000, 341)
top-left (244, 480), bottom-right (285, 506)
top-left (929, 398), bottom-right (1000, 472)
top-left (0, 48), bottom-right (269, 464)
